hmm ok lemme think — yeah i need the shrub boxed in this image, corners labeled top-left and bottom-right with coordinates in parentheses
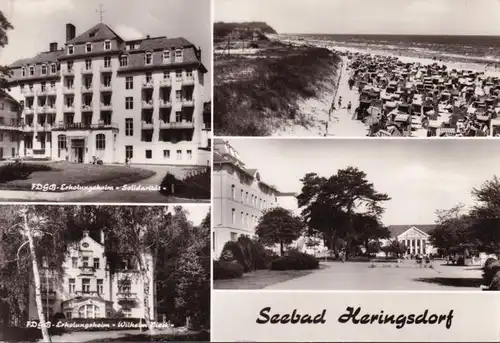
top-left (159, 168), bottom-right (210, 199)
top-left (220, 241), bottom-right (251, 272)
top-left (270, 251), bottom-right (319, 271)
top-left (213, 260), bottom-right (244, 280)
top-left (0, 162), bottom-right (52, 183)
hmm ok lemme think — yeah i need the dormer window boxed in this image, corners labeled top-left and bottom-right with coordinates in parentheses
top-left (119, 55), bottom-right (128, 67)
top-left (68, 45), bottom-right (74, 55)
top-left (41, 65), bottom-right (47, 75)
top-left (145, 52), bottom-right (152, 65)
top-left (21, 67), bottom-right (26, 77)
top-left (175, 49), bottom-right (183, 61)
top-left (163, 50), bottom-right (170, 63)
top-left (51, 64), bottom-right (57, 74)
top-left (104, 40), bottom-right (111, 50)
top-left (29, 66), bottom-right (34, 76)
top-left (85, 43), bottom-right (92, 53)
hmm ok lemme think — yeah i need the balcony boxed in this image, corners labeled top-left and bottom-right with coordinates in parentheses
top-left (23, 107), bottom-right (34, 115)
top-left (41, 291), bottom-right (56, 300)
top-left (39, 87), bottom-right (56, 96)
top-left (23, 123), bottom-right (35, 132)
top-left (79, 266), bottom-right (96, 275)
top-left (63, 86), bottom-right (75, 94)
top-left (0, 124), bottom-right (21, 131)
top-left (100, 84), bottom-right (112, 92)
top-left (141, 120), bottom-right (154, 130)
top-left (62, 68), bottom-right (74, 76)
top-left (160, 78), bottom-right (172, 87)
top-left (75, 290), bottom-right (100, 297)
top-left (52, 122), bottom-right (119, 131)
top-left (142, 80), bottom-right (154, 89)
top-left (22, 88), bottom-right (35, 97)
top-left (81, 67), bottom-right (93, 75)
top-left (182, 77), bottom-right (195, 86)
top-left (81, 85), bottom-right (93, 93)
top-left (42, 123), bottom-right (53, 131)
top-left (142, 100), bottom-right (154, 109)
top-left (100, 65), bottom-right (113, 73)
top-left (100, 103), bottom-right (113, 111)
top-left (38, 106), bottom-right (47, 114)
top-left (45, 106), bottom-right (56, 114)
top-left (116, 292), bottom-right (138, 302)
top-left (81, 104), bottom-right (93, 112)
top-left (159, 99), bottom-right (172, 108)
top-left (63, 105), bottom-right (75, 112)
top-left (181, 98), bottom-right (195, 107)
top-left (159, 121), bottom-right (194, 129)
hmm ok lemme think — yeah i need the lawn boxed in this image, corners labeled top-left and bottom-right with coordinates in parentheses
top-left (214, 268), bottom-right (321, 290)
top-left (86, 330), bottom-right (210, 342)
top-left (0, 161), bottom-right (155, 192)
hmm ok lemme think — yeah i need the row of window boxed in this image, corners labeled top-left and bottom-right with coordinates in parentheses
top-left (230, 208), bottom-right (260, 227)
top-left (126, 147), bottom-right (193, 160)
top-left (0, 131), bottom-right (19, 142)
top-left (0, 102), bottom-right (19, 112)
top-left (230, 185), bottom-right (269, 209)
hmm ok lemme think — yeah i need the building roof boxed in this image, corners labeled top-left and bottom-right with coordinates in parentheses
top-left (67, 23), bottom-right (123, 44)
top-left (133, 36), bottom-right (193, 51)
top-left (387, 225), bottom-right (435, 238)
top-left (10, 50), bottom-right (64, 68)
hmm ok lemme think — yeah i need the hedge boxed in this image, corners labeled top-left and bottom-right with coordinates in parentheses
top-left (219, 237), bottom-right (277, 272)
top-left (270, 251), bottom-right (320, 271)
top-left (159, 168), bottom-right (210, 199)
top-left (0, 162), bottom-right (52, 183)
top-left (213, 260), bottom-right (244, 280)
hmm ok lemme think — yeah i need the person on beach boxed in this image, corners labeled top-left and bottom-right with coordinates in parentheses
top-left (338, 96), bottom-right (342, 108)
top-left (347, 101), bottom-right (352, 113)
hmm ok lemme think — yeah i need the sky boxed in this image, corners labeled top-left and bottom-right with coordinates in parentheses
top-left (0, 0), bottom-right (212, 100)
top-left (215, 0), bottom-right (500, 35)
top-left (225, 138), bottom-right (500, 226)
top-left (176, 204), bottom-right (209, 227)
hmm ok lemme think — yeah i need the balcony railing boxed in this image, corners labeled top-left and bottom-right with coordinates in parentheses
top-left (81, 104), bottom-right (93, 112)
top-left (100, 84), bottom-right (112, 92)
top-left (159, 121), bottom-right (194, 129)
top-left (63, 86), bottom-right (75, 94)
top-left (0, 124), bottom-right (22, 131)
top-left (75, 290), bottom-right (100, 296)
top-left (142, 100), bottom-right (154, 109)
top-left (39, 87), bottom-right (56, 96)
top-left (81, 85), bottom-right (93, 93)
top-left (41, 291), bottom-right (56, 299)
top-left (100, 103), bottom-right (113, 111)
top-left (23, 107), bottom-right (34, 115)
top-left (81, 67), bottom-right (93, 75)
top-left (181, 99), bottom-right (195, 107)
top-left (116, 292), bottom-right (138, 301)
top-left (159, 100), bottom-right (172, 108)
top-left (22, 88), bottom-right (35, 97)
top-left (100, 65), bottom-right (112, 72)
top-left (182, 77), bottom-right (195, 86)
top-left (63, 105), bottom-right (75, 112)
top-left (52, 122), bottom-right (118, 131)
top-left (23, 124), bottom-right (35, 132)
top-left (142, 80), bottom-right (154, 88)
top-left (38, 106), bottom-right (47, 114)
top-left (45, 106), bottom-right (56, 114)
top-left (141, 120), bottom-right (154, 130)
top-left (160, 78), bottom-right (172, 87)
top-left (62, 68), bottom-right (74, 76)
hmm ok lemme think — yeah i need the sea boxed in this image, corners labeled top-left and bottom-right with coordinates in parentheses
top-left (279, 34), bottom-right (500, 65)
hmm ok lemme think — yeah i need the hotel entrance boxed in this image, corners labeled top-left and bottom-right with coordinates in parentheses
top-left (69, 138), bottom-right (86, 163)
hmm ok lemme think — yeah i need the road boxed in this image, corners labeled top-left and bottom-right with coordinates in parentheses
top-left (263, 261), bottom-right (483, 290)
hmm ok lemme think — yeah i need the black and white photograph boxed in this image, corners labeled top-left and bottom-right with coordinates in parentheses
top-left (0, 0), bottom-right (211, 202)
top-left (214, 0), bottom-right (500, 137)
top-left (213, 138), bottom-right (500, 291)
top-left (0, 204), bottom-right (210, 342)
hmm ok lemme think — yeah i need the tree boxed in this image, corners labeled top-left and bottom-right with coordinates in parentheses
top-left (297, 168), bottom-right (390, 256)
top-left (382, 239), bottom-right (407, 258)
top-left (255, 207), bottom-right (305, 256)
top-left (351, 213), bottom-right (390, 254)
top-left (0, 10), bottom-right (13, 90)
top-left (429, 204), bottom-right (474, 255)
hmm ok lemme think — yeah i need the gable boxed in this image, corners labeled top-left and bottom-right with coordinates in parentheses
top-left (68, 23), bottom-right (123, 44)
top-left (397, 226), bottom-right (430, 239)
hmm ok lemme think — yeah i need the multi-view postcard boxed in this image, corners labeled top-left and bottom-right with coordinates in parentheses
top-left (0, 0), bottom-right (211, 203)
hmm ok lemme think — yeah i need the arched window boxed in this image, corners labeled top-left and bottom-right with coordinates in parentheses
top-left (78, 304), bottom-right (100, 318)
top-left (96, 134), bottom-right (105, 150)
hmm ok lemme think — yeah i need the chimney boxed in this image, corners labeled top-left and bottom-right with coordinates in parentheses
top-left (66, 23), bottom-right (76, 42)
top-left (49, 42), bottom-right (58, 52)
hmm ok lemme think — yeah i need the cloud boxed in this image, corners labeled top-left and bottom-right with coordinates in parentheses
top-left (12, 0), bottom-right (74, 15)
top-left (114, 24), bottom-right (143, 40)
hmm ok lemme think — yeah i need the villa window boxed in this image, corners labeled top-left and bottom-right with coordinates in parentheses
top-left (86, 43), bottom-right (93, 53)
top-left (21, 67), bottom-right (26, 77)
top-left (71, 257), bottom-right (77, 268)
top-left (145, 52), bottom-right (152, 65)
top-left (78, 304), bottom-right (99, 319)
top-left (121, 308), bottom-right (132, 318)
top-left (240, 189), bottom-right (244, 202)
top-left (85, 59), bottom-right (92, 70)
top-left (231, 209), bottom-right (235, 224)
top-left (51, 64), bottom-right (57, 74)
top-left (82, 278), bottom-right (90, 293)
top-left (104, 56), bottom-right (111, 68)
top-left (241, 211), bottom-right (244, 224)
top-left (145, 72), bottom-right (152, 83)
top-left (41, 65), bottom-right (47, 75)
top-left (175, 91), bottom-right (181, 101)
top-left (175, 111), bottom-right (182, 122)
top-left (67, 61), bottom-right (74, 72)
top-left (104, 40), bottom-right (111, 50)
top-left (186, 150), bottom-right (192, 160)
top-left (97, 279), bottom-right (103, 294)
top-left (163, 50), bottom-right (170, 62)
top-left (231, 185), bottom-right (235, 199)
top-left (119, 56), bottom-right (128, 67)
top-left (96, 134), bottom-right (106, 150)
top-left (82, 256), bottom-right (89, 267)
top-left (125, 77), bottom-right (133, 89)
top-left (57, 135), bottom-right (67, 157)
top-left (125, 97), bottom-right (133, 110)
top-left (93, 258), bottom-right (100, 269)
top-left (163, 70), bottom-right (169, 79)
top-left (186, 70), bottom-right (193, 78)
top-left (163, 150), bottom-right (170, 158)
top-left (29, 66), bottom-right (34, 76)
top-left (176, 150), bottom-right (182, 160)
top-left (118, 280), bottom-right (131, 293)
top-left (68, 45), bottom-right (74, 55)
top-left (69, 278), bottom-right (75, 293)
top-left (126, 145), bottom-right (133, 159)
top-left (103, 75), bottom-right (111, 87)
top-left (176, 70), bottom-right (182, 80)
top-left (125, 118), bottom-right (133, 136)
top-left (175, 49), bottom-right (183, 61)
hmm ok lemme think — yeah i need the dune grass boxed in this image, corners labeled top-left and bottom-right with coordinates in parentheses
top-left (214, 42), bottom-right (342, 136)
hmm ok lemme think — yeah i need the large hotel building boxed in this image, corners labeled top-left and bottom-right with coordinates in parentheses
top-left (29, 230), bottom-right (156, 320)
top-left (6, 22), bottom-right (210, 165)
top-left (212, 139), bottom-right (295, 258)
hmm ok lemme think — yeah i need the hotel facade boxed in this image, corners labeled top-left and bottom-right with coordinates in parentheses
top-left (8, 23), bottom-right (209, 165)
top-left (0, 91), bottom-right (22, 159)
top-left (29, 230), bottom-right (156, 320)
top-left (212, 139), bottom-right (294, 258)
